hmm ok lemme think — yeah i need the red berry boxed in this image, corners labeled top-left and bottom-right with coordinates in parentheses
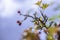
top-left (17, 20), bottom-right (20, 23)
top-left (19, 22), bottom-right (22, 26)
top-left (18, 11), bottom-right (21, 13)
top-left (17, 20), bottom-right (22, 26)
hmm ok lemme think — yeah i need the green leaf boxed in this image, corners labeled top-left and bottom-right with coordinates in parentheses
top-left (47, 34), bottom-right (54, 40)
top-left (35, 1), bottom-right (42, 6)
top-left (48, 14), bottom-right (60, 21)
top-left (48, 27), bottom-right (58, 35)
top-left (41, 4), bottom-right (49, 9)
top-left (57, 14), bottom-right (60, 18)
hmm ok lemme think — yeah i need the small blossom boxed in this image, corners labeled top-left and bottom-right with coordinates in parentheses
top-left (23, 32), bottom-right (27, 36)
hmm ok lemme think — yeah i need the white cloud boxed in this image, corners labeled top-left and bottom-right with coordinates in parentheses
top-left (0, 0), bottom-right (38, 18)
top-left (0, 0), bottom-right (60, 18)
top-left (0, 0), bottom-right (21, 18)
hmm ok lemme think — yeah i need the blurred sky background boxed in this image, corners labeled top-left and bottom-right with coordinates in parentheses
top-left (0, 0), bottom-right (60, 40)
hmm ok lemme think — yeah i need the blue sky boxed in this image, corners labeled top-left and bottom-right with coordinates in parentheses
top-left (0, 0), bottom-right (60, 40)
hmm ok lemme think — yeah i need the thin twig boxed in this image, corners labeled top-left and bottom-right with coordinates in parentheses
top-left (20, 14), bottom-right (35, 19)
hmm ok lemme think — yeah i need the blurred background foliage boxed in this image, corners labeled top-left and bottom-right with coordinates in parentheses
top-left (17, 0), bottom-right (60, 40)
